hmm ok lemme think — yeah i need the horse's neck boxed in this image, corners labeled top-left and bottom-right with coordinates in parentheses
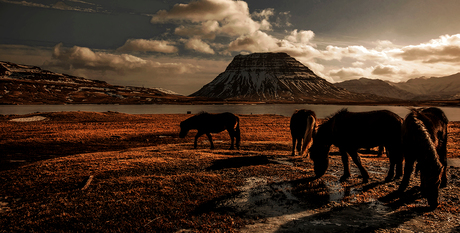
top-left (316, 120), bottom-right (334, 145)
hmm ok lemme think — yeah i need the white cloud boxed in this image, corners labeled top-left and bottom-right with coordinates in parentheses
top-left (285, 30), bottom-right (315, 45)
top-left (117, 39), bottom-right (178, 53)
top-left (228, 31), bottom-right (279, 52)
top-left (372, 65), bottom-right (402, 76)
top-left (182, 38), bottom-right (215, 54)
top-left (46, 43), bottom-right (199, 74)
top-left (396, 34), bottom-right (460, 63)
top-left (174, 21), bottom-right (220, 39)
top-left (352, 61), bottom-right (364, 67)
top-left (151, 0), bottom-right (268, 38)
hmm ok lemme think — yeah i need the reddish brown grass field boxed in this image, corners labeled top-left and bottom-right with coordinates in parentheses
top-left (1, 112), bottom-right (460, 232)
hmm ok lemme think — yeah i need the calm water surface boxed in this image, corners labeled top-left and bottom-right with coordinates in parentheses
top-left (1, 104), bottom-right (460, 121)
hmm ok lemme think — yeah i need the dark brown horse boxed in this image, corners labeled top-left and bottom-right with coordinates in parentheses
top-left (309, 109), bottom-right (403, 183)
top-left (179, 112), bottom-right (240, 149)
top-left (290, 109), bottom-right (317, 156)
top-left (398, 107), bottom-right (448, 209)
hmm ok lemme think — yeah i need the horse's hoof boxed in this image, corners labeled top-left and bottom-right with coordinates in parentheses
top-left (339, 176), bottom-right (349, 182)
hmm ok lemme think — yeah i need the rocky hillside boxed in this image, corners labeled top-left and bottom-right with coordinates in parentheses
top-left (190, 53), bottom-right (389, 102)
top-left (0, 61), bottom-right (192, 105)
top-left (336, 73), bottom-right (460, 101)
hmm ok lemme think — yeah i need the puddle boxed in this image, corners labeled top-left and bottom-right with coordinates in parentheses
top-left (325, 180), bottom-right (359, 202)
top-left (217, 177), bottom-right (302, 218)
top-left (10, 116), bottom-right (47, 122)
top-left (217, 176), bottom-right (396, 233)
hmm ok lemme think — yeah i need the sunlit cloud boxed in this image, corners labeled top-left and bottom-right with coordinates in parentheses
top-left (151, 0), bottom-right (269, 38)
top-left (228, 31), bottom-right (279, 52)
top-left (174, 21), bottom-right (220, 39)
top-left (117, 39), bottom-right (178, 53)
top-left (45, 43), bottom-right (199, 74)
top-left (117, 39), bottom-right (179, 53)
top-left (371, 65), bottom-right (402, 76)
top-left (182, 38), bottom-right (215, 54)
top-left (396, 34), bottom-right (460, 63)
top-left (285, 30), bottom-right (315, 45)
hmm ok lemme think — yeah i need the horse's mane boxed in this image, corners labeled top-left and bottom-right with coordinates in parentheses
top-left (404, 108), bottom-right (442, 169)
top-left (196, 111), bottom-right (209, 115)
top-left (320, 108), bottom-right (348, 125)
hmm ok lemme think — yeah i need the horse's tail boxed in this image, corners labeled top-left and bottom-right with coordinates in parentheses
top-left (234, 117), bottom-right (241, 149)
top-left (301, 115), bottom-right (316, 156)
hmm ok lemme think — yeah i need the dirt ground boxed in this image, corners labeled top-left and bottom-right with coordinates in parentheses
top-left (1, 111), bottom-right (460, 232)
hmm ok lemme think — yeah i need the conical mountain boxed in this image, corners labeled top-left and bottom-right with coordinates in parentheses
top-left (190, 52), bottom-right (385, 102)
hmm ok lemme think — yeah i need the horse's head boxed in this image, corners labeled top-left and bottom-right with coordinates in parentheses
top-left (179, 121), bottom-right (190, 138)
top-left (310, 143), bottom-right (330, 178)
top-left (420, 167), bottom-right (442, 209)
top-left (309, 121), bottom-right (332, 178)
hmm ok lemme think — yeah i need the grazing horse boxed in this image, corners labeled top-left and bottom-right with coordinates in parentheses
top-left (398, 107), bottom-right (448, 209)
top-left (290, 109), bottom-right (317, 156)
top-left (179, 112), bottom-right (240, 150)
top-left (309, 109), bottom-right (403, 183)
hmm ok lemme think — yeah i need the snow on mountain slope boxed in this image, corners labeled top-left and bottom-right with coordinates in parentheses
top-left (191, 53), bottom-right (385, 102)
top-left (0, 61), bottom-right (187, 105)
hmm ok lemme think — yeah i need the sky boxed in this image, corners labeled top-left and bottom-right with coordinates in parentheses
top-left (1, 0), bottom-right (460, 95)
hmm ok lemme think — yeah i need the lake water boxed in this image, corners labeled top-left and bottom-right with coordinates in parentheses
top-left (1, 104), bottom-right (460, 121)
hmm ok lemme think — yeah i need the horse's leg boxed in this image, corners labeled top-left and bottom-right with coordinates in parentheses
top-left (398, 157), bottom-right (416, 192)
top-left (392, 148), bottom-right (404, 180)
top-left (194, 131), bottom-right (205, 149)
top-left (339, 148), bottom-right (351, 182)
top-left (384, 146), bottom-right (402, 182)
top-left (348, 150), bottom-right (370, 183)
top-left (439, 141), bottom-right (448, 188)
top-left (235, 125), bottom-right (240, 150)
top-left (291, 137), bottom-right (297, 156)
top-left (384, 158), bottom-right (395, 183)
top-left (206, 133), bottom-right (214, 149)
top-left (227, 129), bottom-right (235, 150)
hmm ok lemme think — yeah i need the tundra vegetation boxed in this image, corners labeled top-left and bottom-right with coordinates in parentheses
top-left (1, 111), bottom-right (460, 232)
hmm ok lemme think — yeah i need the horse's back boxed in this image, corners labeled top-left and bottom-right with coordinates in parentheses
top-left (421, 107), bottom-right (448, 130)
top-left (332, 109), bottom-right (402, 147)
top-left (334, 110), bottom-right (401, 132)
top-left (206, 112), bottom-right (239, 133)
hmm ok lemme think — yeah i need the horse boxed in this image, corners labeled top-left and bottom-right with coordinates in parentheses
top-left (398, 107), bottom-right (448, 209)
top-left (309, 109), bottom-right (404, 183)
top-left (179, 112), bottom-right (240, 150)
top-left (289, 109), bottom-right (317, 156)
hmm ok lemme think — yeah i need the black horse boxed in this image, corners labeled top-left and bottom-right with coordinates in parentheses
top-left (398, 107), bottom-right (448, 209)
top-left (179, 112), bottom-right (240, 150)
top-left (309, 109), bottom-right (403, 183)
top-left (290, 109), bottom-right (317, 156)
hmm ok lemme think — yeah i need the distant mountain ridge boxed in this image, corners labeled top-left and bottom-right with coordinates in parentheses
top-left (191, 52), bottom-right (390, 102)
top-left (335, 72), bottom-right (460, 101)
top-left (0, 61), bottom-right (191, 105)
